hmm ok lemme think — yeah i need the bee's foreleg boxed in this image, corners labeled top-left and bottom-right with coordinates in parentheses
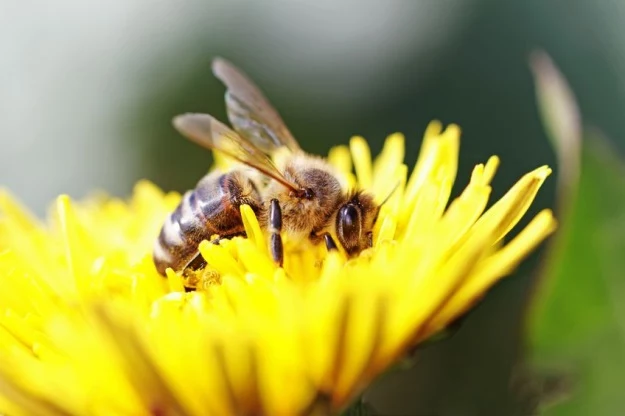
top-left (269, 198), bottom-right (284, 267)
top-left (324, 233), bottom-right (338, 252)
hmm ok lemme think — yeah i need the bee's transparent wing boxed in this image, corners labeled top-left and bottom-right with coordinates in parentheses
top-left (173, 113), bottom-right (299, 191)
top-left (212, 57), bottom-right (302, 154)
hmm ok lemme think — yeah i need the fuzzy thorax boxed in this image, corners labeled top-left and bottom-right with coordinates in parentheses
top-left (265, 154), bottom-right (344, 241)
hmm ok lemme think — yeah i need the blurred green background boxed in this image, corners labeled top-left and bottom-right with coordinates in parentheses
top-left (2, 1), bottom-right (625, 415)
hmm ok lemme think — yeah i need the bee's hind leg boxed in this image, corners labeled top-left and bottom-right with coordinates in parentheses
top-left (269, 199), bottom-right (284, 267)
top-left (183, 251), bottom-right (208, 273)
top-left (182, 232), bottom-right (246, 274)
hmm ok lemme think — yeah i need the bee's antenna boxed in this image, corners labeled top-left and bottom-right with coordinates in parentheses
top-left (378, 182), bottom-right (400, 206)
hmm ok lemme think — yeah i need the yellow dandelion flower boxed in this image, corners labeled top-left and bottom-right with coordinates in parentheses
top-left (0, 121), bottom-right (556, 416)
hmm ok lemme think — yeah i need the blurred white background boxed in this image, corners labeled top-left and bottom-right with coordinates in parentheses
top-left (0, 0), bottom-right (465, 213)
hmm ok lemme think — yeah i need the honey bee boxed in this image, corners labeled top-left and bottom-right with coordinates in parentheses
top-left (153, 57), bottom-right (380, 276)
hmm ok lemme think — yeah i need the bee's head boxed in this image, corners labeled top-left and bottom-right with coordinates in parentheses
top-left (335, 192), bottom-right (379, 257)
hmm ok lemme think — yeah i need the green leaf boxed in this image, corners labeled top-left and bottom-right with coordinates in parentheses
top-left (529, 50), bottom-right (581, 202)
top-left (527, 135), bottom-right (625, 415)
top-left (527, 50), bottom-right (625, 415)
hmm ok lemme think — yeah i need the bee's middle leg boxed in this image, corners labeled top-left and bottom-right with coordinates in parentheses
top-left (269, 198), bottom-right (284, 267)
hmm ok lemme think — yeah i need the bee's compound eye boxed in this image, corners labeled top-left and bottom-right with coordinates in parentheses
top-left (339, 204), bottom-right (360, 237)
top-left (337, 203), bottom-right (362, 256)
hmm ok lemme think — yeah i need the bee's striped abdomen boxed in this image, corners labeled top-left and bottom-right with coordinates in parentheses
top-left (153, 170), bottom-right (262, 275)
